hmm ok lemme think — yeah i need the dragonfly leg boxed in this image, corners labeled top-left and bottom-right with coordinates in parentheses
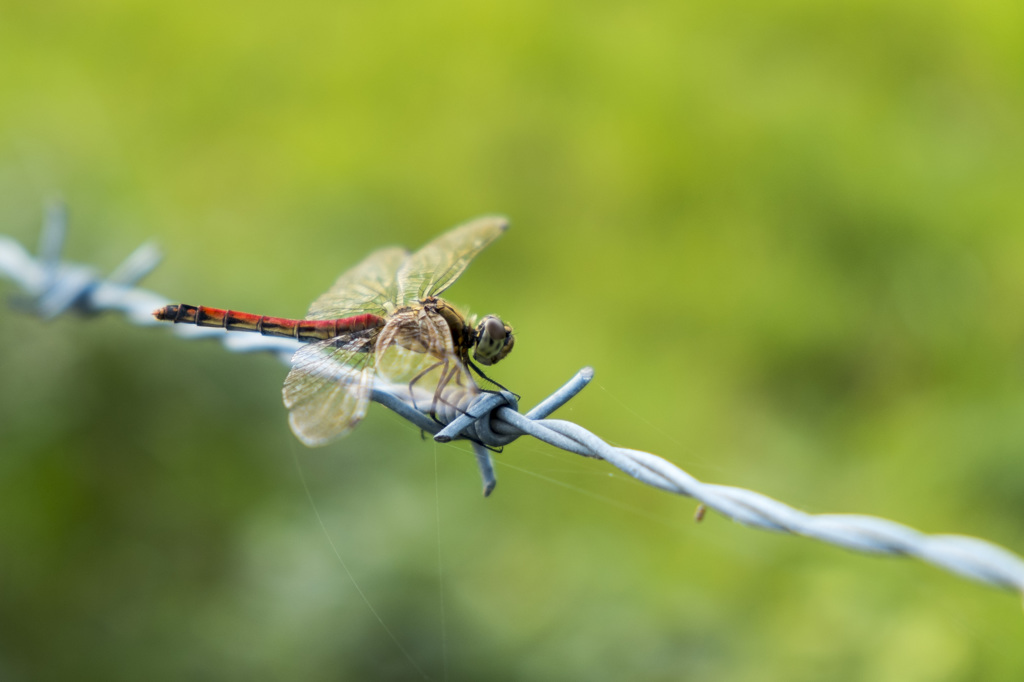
top-left (429, 365), bottom-right (506, 454)
top-left (407, 358), bottom-right (446, 413)
top-left (419, 359), bottom-right (475, 427)
top-left (404, 358), bottom-right (468, 427)
top-left (406, 357), bottom-right (508, 453)
top-left (467, 360), bottom-right (521, 401)
top-left (427, 359), bottom-right (463, 425)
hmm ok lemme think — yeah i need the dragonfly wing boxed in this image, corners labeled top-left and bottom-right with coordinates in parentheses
top-left (306, 246), bottom-right (409, 320)
top-left (282, 334), bottom-right (375, 446)
top-left (396, 216), bottom-right (508, 305)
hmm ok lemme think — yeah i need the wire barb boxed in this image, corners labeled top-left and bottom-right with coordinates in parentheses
top-left (2, 206), bottom-right (1023, 598)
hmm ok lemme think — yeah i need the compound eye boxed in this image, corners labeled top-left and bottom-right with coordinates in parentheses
top-left (484, 316), bottom-right (505, 343)
top-left (474, 315), bottom-right (512, 366)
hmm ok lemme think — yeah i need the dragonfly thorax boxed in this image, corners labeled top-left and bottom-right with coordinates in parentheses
top-left (415, 296), bottom-right (514, 368)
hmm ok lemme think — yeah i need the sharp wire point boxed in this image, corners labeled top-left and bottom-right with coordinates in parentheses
top-left (39, 198), bottom-right (68, 279)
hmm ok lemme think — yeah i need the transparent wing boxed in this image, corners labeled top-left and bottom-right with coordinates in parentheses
top-left (305, 246), bottom-right (409, 320)
top-left (282, 332), bottom-right (377, 446)
top-left (396, 216), bottom-right (508, 305)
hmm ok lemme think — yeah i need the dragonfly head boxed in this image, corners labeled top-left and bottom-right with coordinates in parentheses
top-left (473, 315), bottom-right (514, 366)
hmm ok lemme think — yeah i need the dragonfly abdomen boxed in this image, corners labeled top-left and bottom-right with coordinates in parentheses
top-left (153, 304), bottom-right (383, 342)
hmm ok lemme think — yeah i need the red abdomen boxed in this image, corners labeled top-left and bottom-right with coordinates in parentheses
top-left (153, 304), bottom-right (383, 342)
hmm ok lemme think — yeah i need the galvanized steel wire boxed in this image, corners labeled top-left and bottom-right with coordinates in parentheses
top-left (3, 205), bottom-right (1023, 599)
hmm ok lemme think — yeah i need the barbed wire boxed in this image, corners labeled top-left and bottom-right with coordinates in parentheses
top-left (3, 204), bottom-right (1023, 600)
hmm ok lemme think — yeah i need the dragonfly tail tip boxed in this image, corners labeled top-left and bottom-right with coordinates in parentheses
top-left (152, 305), bottom-right (176, 321)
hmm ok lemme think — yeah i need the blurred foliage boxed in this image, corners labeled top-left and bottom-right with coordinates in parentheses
top-left (2, 0), bottom-right (1024, 680)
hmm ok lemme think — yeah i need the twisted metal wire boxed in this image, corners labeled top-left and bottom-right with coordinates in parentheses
top-left (3, 205), bottom-right (1023, 599)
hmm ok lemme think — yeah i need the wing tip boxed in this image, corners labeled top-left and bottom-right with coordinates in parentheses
top-left (467, 214), bottom-right (510, 233)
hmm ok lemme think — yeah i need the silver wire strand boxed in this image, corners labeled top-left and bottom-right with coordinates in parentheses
top-left (2, 205), bottom-right (1023, 598)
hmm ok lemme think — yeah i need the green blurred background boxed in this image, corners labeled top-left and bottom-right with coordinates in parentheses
top-left (2, 1), bottom-right (1024, 679)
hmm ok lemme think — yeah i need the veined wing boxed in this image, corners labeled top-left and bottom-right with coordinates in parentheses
top-left (282, 332), bottom-right (377, 446)
top-left (305, 246), bottom-right (408, 320)
top-left (396, 216), bottom-right (508, 306)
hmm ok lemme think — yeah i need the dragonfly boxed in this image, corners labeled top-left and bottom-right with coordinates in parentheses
top-left (153, 216), bottom-right (515, 447)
